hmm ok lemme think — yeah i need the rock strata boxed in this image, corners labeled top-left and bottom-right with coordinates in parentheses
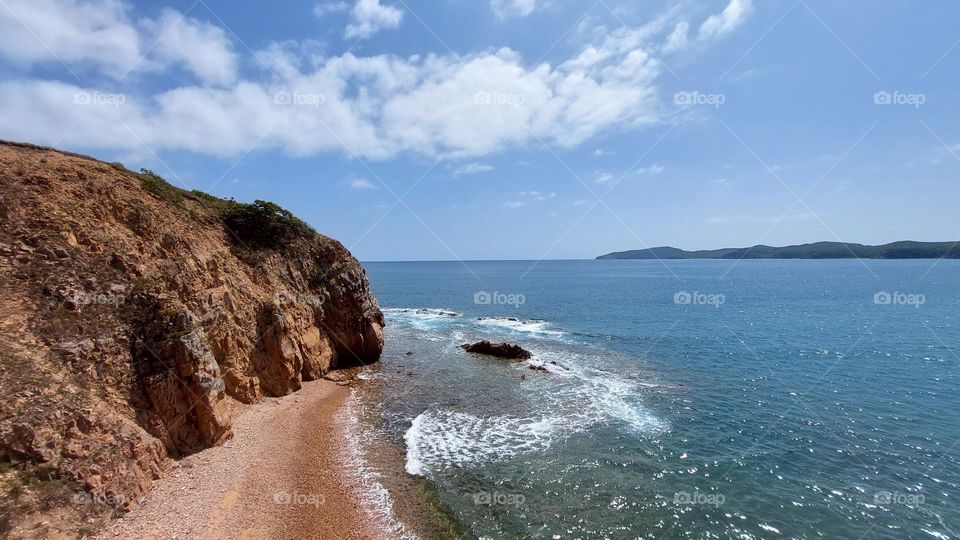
top-left (0, 140), bottom-right (383, 537)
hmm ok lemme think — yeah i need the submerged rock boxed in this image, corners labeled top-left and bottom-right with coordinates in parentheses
top-left (460, 341), bottom-right (533, 360)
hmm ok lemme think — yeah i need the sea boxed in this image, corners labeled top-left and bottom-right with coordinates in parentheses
top-left (343, 259), bottom-right (959, 540)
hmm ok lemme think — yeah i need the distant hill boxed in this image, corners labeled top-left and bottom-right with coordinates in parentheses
top-left (596, 241), bottom-right (960, 260)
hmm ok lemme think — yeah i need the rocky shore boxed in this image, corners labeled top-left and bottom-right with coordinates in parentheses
top-left (0, 141), bottom-right (384, 537)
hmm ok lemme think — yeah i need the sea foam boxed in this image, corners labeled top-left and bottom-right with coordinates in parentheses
top-left (404, 409), bottom-right (560, 476)
top-left (475, 316), bottom-right (569, 340)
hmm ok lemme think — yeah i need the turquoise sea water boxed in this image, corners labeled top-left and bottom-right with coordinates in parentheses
top-left (356, 259), bottom-right (959, 539)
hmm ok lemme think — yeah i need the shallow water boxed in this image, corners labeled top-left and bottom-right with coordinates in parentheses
top-left (353, 259), bottom-right (960, 539)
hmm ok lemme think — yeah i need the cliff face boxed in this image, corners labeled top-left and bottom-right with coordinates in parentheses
top-left (0, 141), bottom-right (383, 535)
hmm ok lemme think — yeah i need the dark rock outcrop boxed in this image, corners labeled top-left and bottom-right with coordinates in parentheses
top-left (460, 341), bottom-right (533, 360)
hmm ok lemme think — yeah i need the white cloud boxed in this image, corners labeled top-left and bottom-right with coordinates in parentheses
top-left (452, 162), bottom-right (495, 176)
top-left (350, 177), bottom-right (377, 190)
top-left (314, 1), bottom-right (349, 16)
top-left (141, 9), bottom-right (238, 85)
top-left (504, 189), bottom-right (554, 207)
top-left (594, 172), bottom-right (615, 184)
top-left (0, 0), bottom-right (237, 84)
top-left (660, 0), bottom-right (753, 53)
top-left (593, 148), bottom-right (614, 156)
top-left (0, 0), bottom-right (140, 76)
top-left (699, 0), bottom-right (753, 41)
top-left (490, 0), bottom-right (537, 20)
top-left (345, 0), bottom-right (404, 40)
top-left (0, 0), bottom-right (752, 161)
top-left (519, 190), bottom-right (554, 201)
top-left (637, 163), bottom-right (664, 174)
top-left (662, 21), bottom-right (689, 53)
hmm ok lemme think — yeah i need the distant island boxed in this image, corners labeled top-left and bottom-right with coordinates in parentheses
top-left (597, 241), bottom-right (960, 260)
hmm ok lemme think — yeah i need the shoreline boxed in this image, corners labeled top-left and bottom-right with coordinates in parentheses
top-left (96, 380), bottom-right (389, 539)
top-left (343, 374), bottom-right (466, 540)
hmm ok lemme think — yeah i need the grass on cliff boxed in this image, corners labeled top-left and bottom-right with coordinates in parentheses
top-left (131, 167), bottom-right (316, 251)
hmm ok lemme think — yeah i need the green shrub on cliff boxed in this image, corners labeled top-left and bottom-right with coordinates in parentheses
top-left (222, 199), bottom-right (316, 249)
top-left (128, 165), bottom-right (314, 250)
top-left (138, 169), bottom-right (184, 205)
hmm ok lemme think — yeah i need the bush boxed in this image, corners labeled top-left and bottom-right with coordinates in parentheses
top-left (222, 200), bottom-right (315, 249)
top-left (138, 169), bottom-right (183, 205)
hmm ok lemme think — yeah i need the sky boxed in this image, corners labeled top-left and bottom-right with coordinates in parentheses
top-left (0, 0), bottom-right (958, 261)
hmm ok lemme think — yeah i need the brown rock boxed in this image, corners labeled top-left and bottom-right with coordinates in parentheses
top-left (0, 140), bottom-right (384, 535)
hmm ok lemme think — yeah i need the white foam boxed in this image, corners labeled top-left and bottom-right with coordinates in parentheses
top-left (475, 317), bottom-right (568, 339)
top-left (524, 358), bottom-right (575, 376)
top-left (538, 353), bottom-right (669, 434)
top-left (398, 324), bottom-right (668, 478)
top-left (384, 307), bottom-right (462, 332)
top-left (404, 409), bottom-right (560, 477)
top-left (383, 308), bottom-right (462, 317)
top-left (339, 394), bottom-right (418, 539)
top-left (585, 374), bottom-right (669, 433)
top-left (403, 362), bottom-right (668, 476)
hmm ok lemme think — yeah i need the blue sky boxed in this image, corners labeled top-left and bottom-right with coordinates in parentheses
top-left (0, 0), bottom-right (957, 260)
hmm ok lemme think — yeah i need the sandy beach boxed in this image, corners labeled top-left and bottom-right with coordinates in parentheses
top-left (96, 381), bottom-right (385, 540)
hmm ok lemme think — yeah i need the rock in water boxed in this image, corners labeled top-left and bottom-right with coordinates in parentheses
top-left (460, 341), bottom-right (533, 360)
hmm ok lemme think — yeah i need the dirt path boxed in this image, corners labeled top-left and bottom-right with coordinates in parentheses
top-left (97, 381), bottom-right (382, 540)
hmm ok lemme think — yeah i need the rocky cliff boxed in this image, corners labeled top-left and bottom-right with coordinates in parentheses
top-left (0, 141), bottom-right (383, 536)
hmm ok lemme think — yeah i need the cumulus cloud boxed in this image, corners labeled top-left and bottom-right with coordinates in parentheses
top-left (344, 0), bottom-right (404, 40)
top-left (490, 0), bottom-right (537, 20)
top-left (350, 177), bottom-right (377, 189)
top-left (0, 0), bottom-right (140, 75)
top-left (662, 21), bottom-right (689, 53)
top-left (141, 9), bottom-right (238, 85)
top-left (699, 0), bottom-right (753, 41)
top-left (638, 164), bottom-right (664, 174)
top-left (452, 162), bottom-right (495, 176)
top-left (314, 1), bottom-right (349, 17)
top-left (660, 0), bottom-right (753, 53)
top-left (503, 189), bottom-right (554, 208)
top-left (0, 0), bottom-right (752, 161)
top-left (0, 0), bottom-right (237, 84)
top-left (594, 172), bottom-right (615, 184)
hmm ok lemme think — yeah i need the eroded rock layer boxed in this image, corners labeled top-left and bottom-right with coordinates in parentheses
top-left (0, 141), bottom-right (383, 536)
